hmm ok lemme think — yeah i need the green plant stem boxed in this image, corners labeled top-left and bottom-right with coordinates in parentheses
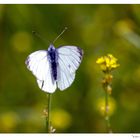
top-left (105, 90), bottom-right (112, 133)
top-left (46, 94), bottom-right (51, 133)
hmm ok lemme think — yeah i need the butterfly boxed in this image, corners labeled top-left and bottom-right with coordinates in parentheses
top-left (25, 43), bottom-right (83, 93)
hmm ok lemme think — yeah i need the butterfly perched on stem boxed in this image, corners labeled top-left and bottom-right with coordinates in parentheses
top-left (25, 28), bottom-right (83, 93)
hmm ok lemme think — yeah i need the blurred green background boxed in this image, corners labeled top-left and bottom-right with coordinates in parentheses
top-left (0, 4), bottom-right (140, 133)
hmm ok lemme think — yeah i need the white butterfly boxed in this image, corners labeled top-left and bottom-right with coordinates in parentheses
top-left (25, 44), bottom-right (83, 93)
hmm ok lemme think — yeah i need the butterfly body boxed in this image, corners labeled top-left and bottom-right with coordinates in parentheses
top-left (48, 44), bottom-right (58, 81)
top-left (26, 44), bottom-right (83, 93)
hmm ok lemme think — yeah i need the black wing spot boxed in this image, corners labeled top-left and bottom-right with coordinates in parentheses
top-left (77, 48), bottom-right (84, 60)
top-left (41, 81), bottom-right (44, 89)
top-left (68, 64), bottom-right (71, 68)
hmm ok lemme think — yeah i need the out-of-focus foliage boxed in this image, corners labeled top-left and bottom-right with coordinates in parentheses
top-left (0, 4), bottom-right (140, 133)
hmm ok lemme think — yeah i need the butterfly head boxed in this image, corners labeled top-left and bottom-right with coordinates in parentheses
top-left (48, 44), bottom-right (56, 52)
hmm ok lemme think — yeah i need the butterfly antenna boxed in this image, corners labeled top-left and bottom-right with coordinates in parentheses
top-left (53, 27), bottom-right (68, 44)
top-left (32, 31), bottom-right (50, 44)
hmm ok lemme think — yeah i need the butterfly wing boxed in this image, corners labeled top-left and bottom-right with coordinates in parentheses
top-left (57, 46), bottom-right (83, 90)
top-left (25, 50), bottom-right (56, 93)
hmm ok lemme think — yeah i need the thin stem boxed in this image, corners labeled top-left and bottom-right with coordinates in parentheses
top-left (105, 89), bottom-right (112, 133)
top-left (46, 94), bottom-right (52, 133)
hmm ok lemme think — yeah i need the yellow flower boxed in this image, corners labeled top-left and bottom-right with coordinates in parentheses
top-left (96, 54), bottom-right (120, 72)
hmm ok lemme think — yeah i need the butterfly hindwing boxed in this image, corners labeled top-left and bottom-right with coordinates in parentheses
top-left (57, 46), bottom-right (83, 90)
top-left (25, 50), bottom-right (56, 93)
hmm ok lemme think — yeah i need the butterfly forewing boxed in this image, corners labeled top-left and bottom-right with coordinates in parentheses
top-left (26, 50), bottom-right (47, 80)
top-left (25, 50), bottom-right (57, 93)
top-left (57, 46), bottom-right (83, 90)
